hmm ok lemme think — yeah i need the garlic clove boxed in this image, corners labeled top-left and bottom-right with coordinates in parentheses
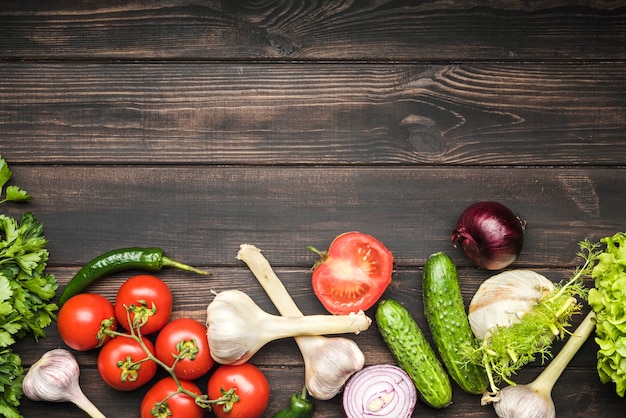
top-left (468, 270), bottom-right (554, 340)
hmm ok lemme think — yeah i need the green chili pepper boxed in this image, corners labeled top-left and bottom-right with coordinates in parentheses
top-left (58, 247), bottom-right (210, 306)
top-left (272, 386), bottom-right (314, 418)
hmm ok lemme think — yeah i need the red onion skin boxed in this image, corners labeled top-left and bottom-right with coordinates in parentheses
top-left (451, 201), bottom-right (525, 270)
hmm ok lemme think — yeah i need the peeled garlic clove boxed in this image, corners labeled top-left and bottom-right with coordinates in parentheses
top-left (468, 270), bottom-right (554, 340)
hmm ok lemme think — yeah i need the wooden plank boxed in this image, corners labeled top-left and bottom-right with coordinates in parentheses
top-left (0, 1), bottom-right (624, 60)
top-left (1, 63), bottom-right (625, 165)
top-left (4, 165), bottom-right (623, 268)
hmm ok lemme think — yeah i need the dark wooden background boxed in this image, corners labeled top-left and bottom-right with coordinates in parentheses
top-left (2, 1), bottom-right (626, 417)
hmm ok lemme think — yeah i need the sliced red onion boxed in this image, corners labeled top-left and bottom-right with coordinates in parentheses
top-left (342, 364), bottom-right (417, 418)
top-left (451, 201), bottom-right (525, 270)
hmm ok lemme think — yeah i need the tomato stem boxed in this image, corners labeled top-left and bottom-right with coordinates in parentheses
top-left (208, 388), bottom-right (240, 412)
top-left (102, 304), bottom-right (239, 414)
top-left (305, 245), bottom-right (328, 270)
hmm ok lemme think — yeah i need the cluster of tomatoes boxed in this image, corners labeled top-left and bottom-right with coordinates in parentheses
top-left (56, 274), bottom-right (271, 418)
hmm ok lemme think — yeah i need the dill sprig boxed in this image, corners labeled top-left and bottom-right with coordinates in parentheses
top-left (467, 243), bottom-right (597, 393)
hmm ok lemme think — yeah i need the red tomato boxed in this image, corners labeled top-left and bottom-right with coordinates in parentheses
top-left (311, 231), bottom-right (394, 314)
top-left (115, 274), bottom-right (172, 335)
top-left (140, 377), bottom-right (204, 418)
top-left (57, 293), bottom-right (117, 351)
top-left (155, 318), bottom-right (214, 380)
top-left (97, 335), bottom-right (158, 391)
top-left (207, 363), bottom-right (270, 418)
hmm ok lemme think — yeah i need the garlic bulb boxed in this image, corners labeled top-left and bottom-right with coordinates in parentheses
top-left (206, 289), bottom-right (371, 365)
top-left (468, 270), bottom-right (554, 340)
top-left (23, 348), bottom-right (106, 418)
top-left (237, 243), bottom-right (366, 400)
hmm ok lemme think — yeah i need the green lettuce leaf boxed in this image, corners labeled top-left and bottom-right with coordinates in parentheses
top-left (588, 232), bottom-right (626, 396)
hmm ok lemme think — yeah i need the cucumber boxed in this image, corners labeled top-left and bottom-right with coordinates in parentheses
top-left (422, 252), bottom-right (489, 395)
top-left (375, 299), bottom-right (452, 409)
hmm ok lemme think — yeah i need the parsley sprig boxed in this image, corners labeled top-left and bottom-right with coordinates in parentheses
top-left (0, 158), bottom-right (31, 204)
top-left (0, 156), bottom-right (58, 418)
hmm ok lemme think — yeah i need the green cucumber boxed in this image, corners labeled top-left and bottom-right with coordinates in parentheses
top-left (423, 252), bottom-right (489, 394)
top-left (375, 299), bottom-right (452, 409)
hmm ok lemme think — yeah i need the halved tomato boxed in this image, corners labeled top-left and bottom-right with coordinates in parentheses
top-left (310, 232), bottom-right (393, 314)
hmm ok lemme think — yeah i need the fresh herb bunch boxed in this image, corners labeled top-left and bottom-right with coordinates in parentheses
top-left (0, 156), bottom-right (58, 418)
top-left (0, 213), bottom-right (59, 344)
top-left (466, 245), bottom-right (595, 392)
top-left (587, 233), bottom-right (626, 397)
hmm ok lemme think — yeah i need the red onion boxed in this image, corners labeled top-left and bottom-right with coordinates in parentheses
top-left (342, 364), bottom-right (417, 418)
top-left (451, 201), bottom-right (525, 270)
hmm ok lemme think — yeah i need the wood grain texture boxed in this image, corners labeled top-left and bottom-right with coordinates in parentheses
top-left (3, 165), bottom-right (622, 268)
top-left (1, 63), bottom-right (625, 165)
top-left (0, 1), bottom-right (624, 60)
top-left (2, 0), bottom-right (625, 417)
